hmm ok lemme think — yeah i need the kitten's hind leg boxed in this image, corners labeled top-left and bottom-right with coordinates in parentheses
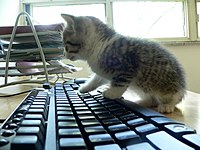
top-left (79, 74), bottom-right (107, 93)
top-left (157, 92), bottom-right (184, 113)
top-left (138, 93), bottom-right (159, 107)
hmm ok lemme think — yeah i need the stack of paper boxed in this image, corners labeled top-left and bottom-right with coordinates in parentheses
top-left (0, 23), bottom-right (82, 77)
top-left (0, 23), bottom-right (64, 61)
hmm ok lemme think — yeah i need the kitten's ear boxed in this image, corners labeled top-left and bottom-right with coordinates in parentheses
top-left (61, 14), bottom-right (75, 33)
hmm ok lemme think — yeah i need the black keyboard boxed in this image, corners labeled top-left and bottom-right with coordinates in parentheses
top-left (1, 79), bottom-right (200, 150)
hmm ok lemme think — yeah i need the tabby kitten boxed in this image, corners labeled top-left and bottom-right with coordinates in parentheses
top-left (61, 14), bottom-right (186, 113)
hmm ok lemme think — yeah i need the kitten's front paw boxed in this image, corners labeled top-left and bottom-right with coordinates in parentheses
top-left (79, 84), bottom-right (91, 93)
top-left (102, 89), bottom-right (122, 99)
top-left (157, 104), bottom-right (175, 113)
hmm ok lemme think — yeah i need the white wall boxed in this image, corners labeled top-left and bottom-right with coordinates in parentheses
top-left (0, 0), bottom-right (20, 26)
top-left (166, 44), bottom-right (200, 93)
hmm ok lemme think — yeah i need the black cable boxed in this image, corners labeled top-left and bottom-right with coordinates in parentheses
top-left (0, 89), bottom-right (31, 97)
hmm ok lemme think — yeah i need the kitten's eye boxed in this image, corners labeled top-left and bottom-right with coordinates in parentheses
top-left (65, 41), bottom-right (80, 47)
top-left (64, 41), bottom-right (81, 54)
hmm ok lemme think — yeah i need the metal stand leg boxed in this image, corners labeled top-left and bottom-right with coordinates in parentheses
top-left (5, 12), bottom-right (49, 85)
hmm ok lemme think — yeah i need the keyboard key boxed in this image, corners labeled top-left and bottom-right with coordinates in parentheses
top-left (127, 118), bottom-right (147, 127)
top-left (112, 109), bottom-right (129, 116)
top-left (71, 100), bottom-right (83, 104)
top-left (18, 104), bottom-right (30, 113)
top-left (115, 130), bottom-right (141, 147)
top-left (101, 101), bottom-right (116, 105)
top-left (151, 117), bottom-right (181, 125)
top-left (84, 126), bottom-right (106, 134)
top-left (63, 85), bottom-right (74, 91)
top-left (32, 102), bottom-right (46, 105)
top-left (59, 128), bottom-right (81, 137)
top-left (28, 109), bottom-right (47, 120)
top-left (90, 106), bottom-right (105, 111)
top-left (147, 131), bottom-right (194, 150)
top-left (24, 114), bottom-right (43, 120)
top-left (108, 123), bottom-right (129, 132)
top-left (73, 103), bottom-right (86, 107)
top-left (105, 103), bottom-right (120, 109)
top-left (135, 123), bottom-right (158, 134)
top-left (119, 113), bottom-right (138, 121)
top-left (24, 114), bottom-right (45, 124)
top-left (95, 144), bottom-right (121, 150)
top-left (0, 138), bottom-right (9, 147)
top-left (97, 113), bottom-right (114, 119)
top-left (14, 113), bottom-right (24, 118)
top-left (165, 124), bottom-right (196, 135)
top-left (17, 127), bottom-right (44, 144)
top-left (59, 137), bottom-right (86, 150)
top-left (115, 130), bottom-right (140, 141)
top-left (71, 84), bottom-right (79, 90)
top-left (57, 107), bottom-right (71, 111)
top-left (78, 115), bottom-right (95, 120)
top-left (76, 111), bottom-right (92, 115)
top-left (56, 101), bottom-right (69, 104)
top-left (126, 142), bottom-right (156, 150)
top-left (78, 93), bottom-right (91, 99)
top-left (58, 121), bottom-right (78, 128)
top-left (119, 101), bottom-right (164, 117)
top-left (88, 90), bottom-right (101, 96)
top-left (81, 119), bottom-right (100, 126)
top-left (85, 100), bottom-right (97, 104)
top-left (5, 123), bottom-right (18, 130)
top-left (56, 104), bottom-right (70, 107)
top-left (11, 135), bottom-right (42, 150)
top-left (57, 115), bottom-right (75, 121)
top-left (74, 107), bottom-right (88, 110)
top-left (88, 103), bottom-right (101, 107)
top-left (21, 120), bottom-right (43, 128)
top-left (21, 120), bottom-right (45, 135)
top-left (89, 133), bottom-right (113, 144)
top-left (1, 130), bottom-right (15, 137)
top-left (57, 111), bottom-right (73, 115)
top-left (93, 110), bottom-right (110, 115)
top-left (11, 118), bottom-right (22, 124)
top-left (183, 134), bottom-right (200, 149)
top-left (93, 94), bottom-right (104, 99)
top-left (102, 118), bottom-right (121, 125)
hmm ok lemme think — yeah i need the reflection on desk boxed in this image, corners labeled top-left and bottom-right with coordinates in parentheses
top-left (124, 90), bottom-right (200, 134)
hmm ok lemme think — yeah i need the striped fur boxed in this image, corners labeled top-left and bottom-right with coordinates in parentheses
top-left (61, 14), bottom-right (186, 113)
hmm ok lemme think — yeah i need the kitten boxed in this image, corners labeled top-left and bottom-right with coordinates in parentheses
top-left (61, 14), bottom-right (186, 113)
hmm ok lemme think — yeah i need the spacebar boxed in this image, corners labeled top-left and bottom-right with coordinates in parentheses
top-left (146, 131), bottom-right (194, 150)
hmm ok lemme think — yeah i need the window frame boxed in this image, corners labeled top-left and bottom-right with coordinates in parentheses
top-left (21, 0), bottom-right (199, 43)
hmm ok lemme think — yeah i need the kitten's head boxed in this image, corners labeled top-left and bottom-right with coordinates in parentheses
top-left (61, 14), bottom-right (93, 61)
top-left (61, 14), bottom-right (115, 61)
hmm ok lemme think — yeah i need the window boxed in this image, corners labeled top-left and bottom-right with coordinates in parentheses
top-left (21, 0), bottom-right (199, 42)
top-left (113, 1), bottom-right (185, 38)
top-left (32, 4), bottom-right (106, 25)
top-left (196, 1), bottom-right (200, 37)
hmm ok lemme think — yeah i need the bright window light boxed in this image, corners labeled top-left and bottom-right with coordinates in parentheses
top-left (113, 1), bottom-right (186, 38)
top-left (32, 4), bottom-right (106, 25)
top-left (197, 2), bottom-right (200, 37)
